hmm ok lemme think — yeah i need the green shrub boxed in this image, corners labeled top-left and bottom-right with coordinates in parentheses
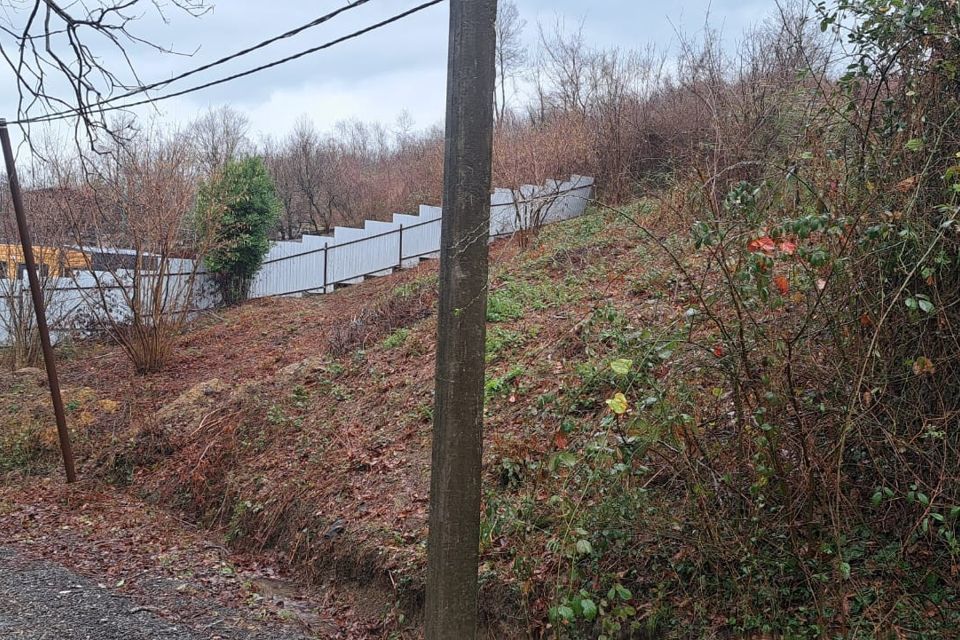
top-left (196, 157), bottom-right (281, 305)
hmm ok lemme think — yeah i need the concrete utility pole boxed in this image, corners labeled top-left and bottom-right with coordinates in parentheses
top-left (425, 0), bottom-right (498, 638)
top-left (0, 120), bottom-right (77, 483)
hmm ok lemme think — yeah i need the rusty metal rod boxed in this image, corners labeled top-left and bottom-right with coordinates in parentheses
top-left (0, 119), bottom-right (77, 483)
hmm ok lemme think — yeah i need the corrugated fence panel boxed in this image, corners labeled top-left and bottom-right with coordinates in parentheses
top-left (327, 227), bottom-right (367, 285)
top-left (364, 221), bottom-right (404, 274)
top-left (490, 189), bottom-right (516, 236)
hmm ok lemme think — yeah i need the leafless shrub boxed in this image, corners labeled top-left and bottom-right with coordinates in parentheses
top-left (493, 112), bottom-right (590, 246)
top-left (48, 124), bottom-right (220, 373)
top-left (0, 164), bottom-right (83, 369)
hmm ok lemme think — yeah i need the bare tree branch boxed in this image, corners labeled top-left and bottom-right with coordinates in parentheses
top-left (0, 0), bottom-right (209, 145)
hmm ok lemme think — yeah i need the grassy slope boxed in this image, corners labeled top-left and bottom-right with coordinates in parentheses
top-left (2, 203), bottom-right (956, 638)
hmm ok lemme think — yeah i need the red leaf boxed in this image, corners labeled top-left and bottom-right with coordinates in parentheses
top-left (713, 345), bottom-right (725, 358)
top-left (896, 175), bottom-right (918, 193)
top-left (779, 240), bottom-right (797, 255)
top-left (774, 275), bottom-right (790, 295)
top-left (553, 431), bottom-right (568, 449)
top-left (748, 236), bottom-right (776, 254)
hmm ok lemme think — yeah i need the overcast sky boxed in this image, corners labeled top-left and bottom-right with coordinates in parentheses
top-left (0, 0), bottom-right (776, 144)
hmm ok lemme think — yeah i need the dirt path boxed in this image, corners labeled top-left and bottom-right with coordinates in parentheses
top-left (0, 479), bottom-right (389, 639)
top-left (0, 547), bottom-right (308, 640)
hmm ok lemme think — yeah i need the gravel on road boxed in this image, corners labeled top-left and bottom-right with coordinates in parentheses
top-left (0, 547), bottom-right (308, 640)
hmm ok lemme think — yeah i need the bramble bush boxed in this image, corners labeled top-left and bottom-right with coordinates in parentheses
top-left (636, 0), bottom-right (960, 634)
top-left (493, 1), bottom-right (960, 637)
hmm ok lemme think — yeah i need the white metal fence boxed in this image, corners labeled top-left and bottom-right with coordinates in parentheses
top-left (0, 175), bottom-right (593, 346)
top-left (249, 174), bottom-right (594, 298)
top-left (0, 264), bottom-right (220, 346)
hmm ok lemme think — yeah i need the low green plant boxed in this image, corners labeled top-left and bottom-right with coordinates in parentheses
top-left (484, 364), bottom-right (526, 399)
top-left (485, 327), bottom-right (524, 362)
top-left (486, 289), bottom-right (525, 322)
top-left (382, 328), bottom-right (410, 349)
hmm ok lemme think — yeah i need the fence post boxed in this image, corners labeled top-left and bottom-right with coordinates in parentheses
top-left (322, 243), bottom-right (329, 293)
top-left (398, 224), bottom-right (404, 269)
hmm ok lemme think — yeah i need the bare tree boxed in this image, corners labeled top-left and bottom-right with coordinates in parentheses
top-left (536, 19), bottom-right (593, 118)
top-left (392, 109), bottom-right (416, 147)
top-left (494, 0), bottom-right (526, 123)
top-left (188, 106), bottom-right (251, 177)
top-left (262, 119), bottom-right (355, 239)
top-left (587, 46), bottom-right (665, 201)
top-left (494, 111), bottom-right (589, 246)
top-left (289, 118), bottom-right (337, 234)
top-left (261, 136), bottom-right (299, 240)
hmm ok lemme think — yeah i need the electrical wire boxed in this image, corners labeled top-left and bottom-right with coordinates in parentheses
top-left (5, 0), bottom-right (375, 125)
top-left (125, 0), bottom-right (375, 97)
top-left (9, 0), bottom-right (445, 126)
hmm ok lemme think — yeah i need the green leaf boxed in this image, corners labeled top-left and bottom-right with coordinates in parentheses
top-left (609, 358), bottom-right (633, 375)
top-left (606, 393), bottom-right (629, 415)
top-left (905, 138), bottom-right (924, 152)
top-left (839, 561), bottom-right (851, 580)
top-left (548, 452), bottom-right (578, 472)
top-left (557, 605), bottom-right (575, 622)
top-left (575, 539), bottom-right (593, 555)
top-left (580, 598), bottom-right (598, 621)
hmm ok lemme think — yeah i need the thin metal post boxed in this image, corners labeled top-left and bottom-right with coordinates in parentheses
top-left (0, 119), bottom-right (77, 483)
top-left (322, 243), bottom-right (328, 292)
top-left (398, 224), bottom-right (404, 269)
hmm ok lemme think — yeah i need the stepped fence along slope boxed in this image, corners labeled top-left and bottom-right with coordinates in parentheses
top-left (249, 175), bottom-right (593, 297)
top-left (0, 175), bottom-right (593, 346)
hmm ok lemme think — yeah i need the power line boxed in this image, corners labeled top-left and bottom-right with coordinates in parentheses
top-left (11, 0), bottom-right (445, 126)
top-left (128, 0), bottom-right (375, 97)
top-left (9, 0), bottom-right (375, 125)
